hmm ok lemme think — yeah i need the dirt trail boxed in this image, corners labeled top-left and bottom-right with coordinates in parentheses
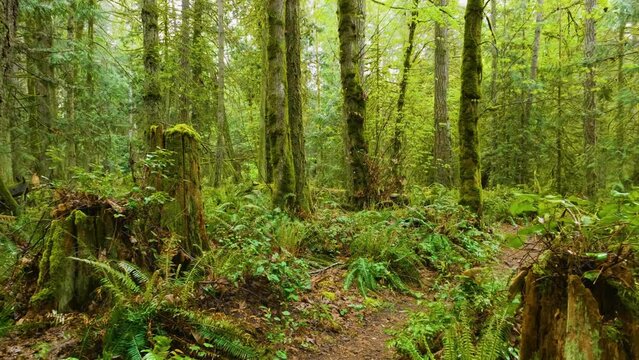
top-left (297, 298), bottom-right (418, 360)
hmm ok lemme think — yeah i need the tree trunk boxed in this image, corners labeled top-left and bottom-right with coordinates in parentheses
top-left (191, 0), bottom-right (204, 132)
top-left (142, 0), bottom-right (162, 131)
top-left (518, 0), bottom-right (543, 186)
top-left (432, 0), bottom-right (454, 187)
top-left (390, 1), bottom-right (418, 194)
top-left (615, 23), bottom-right (626, 176)
top-left (286, 0), bottom-right (311, 213)
top-left (65, 1), bottom-right (78, 171)
top-left (0, 0), bottom-right (18, 185)
top-left (0, 176), bottom-right (19, 216)
top-left (179, 0), bottom-right (191, 125)
top-left (583, 0), bottom-right (597, 198)
top-left (266, 0), bottom-right (296, 211)
top-left (30, 0), bottom-right (56, 177)
top-left (214, 0), bottom-right (227, 187)
top-left (458, 0), bottom-right (483, 216)
top-left (489, 0), bottom-right (498, 102)
top-left (338, 0), bottom-right (374, 209)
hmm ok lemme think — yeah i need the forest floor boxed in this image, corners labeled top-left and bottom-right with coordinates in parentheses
top-left (0, 223), bottom-right (534, 360)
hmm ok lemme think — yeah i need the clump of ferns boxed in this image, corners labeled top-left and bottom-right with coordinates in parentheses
top-left (73, 256), bottom-right (262, 359)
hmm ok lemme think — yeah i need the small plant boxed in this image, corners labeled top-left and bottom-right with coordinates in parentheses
top-left (344, 257), bottom-right (407, 296)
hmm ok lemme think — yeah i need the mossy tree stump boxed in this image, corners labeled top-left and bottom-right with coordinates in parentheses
top-left (146, 124), bottom-right (209, 258)
top-left (33, 209), bottom-right (122, 312)
top-left (519, 253), bottom-right (639, 360)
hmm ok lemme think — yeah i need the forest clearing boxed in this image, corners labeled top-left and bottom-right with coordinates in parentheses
top-left (1, 0), bottom-right (638, 358)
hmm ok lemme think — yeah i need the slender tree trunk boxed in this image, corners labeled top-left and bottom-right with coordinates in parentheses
top-left (65, 2), bottom-right (78, 170)
top-left (338, 0), bottom-right (374, 209)
top-left (191, 0), bottom-right (204, 131)
top-left (261, 10), bottom-right (273, 183)
top-left (458, 0), bottom-right (483, 216)
top-left (142, 0), bottom-right (162, 132)
top-left (518, 0), bottom-right (543, 185)
top-left (615, 23), bottom-right (626, 174)
top-left (390, 1), bottom-right (418, 193)
top-left (179, 0), bottom-right (191, 124)
top-left (0, 0), bottom-right (18, 185)
top-left (266, 0), bottom-right (296, 210)
top-left (214, 0), bottom-right (227, 187)
top-left (489, 0), bottom-right (498, 102)
top-left (31, 0), bottom-right (56, 177)
top-left (432, 0), bottom-right (454, 187)
top-left (286, 0), bottom-right (310, 213)
top-left (556, 10), bottom-right (564, 195)
top-left (583, 0), bottom-right (597, 197)
top-left (86, 0), bottom-right (95, 98)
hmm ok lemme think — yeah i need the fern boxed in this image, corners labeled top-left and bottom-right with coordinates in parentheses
top-left (70, 257), bottom-right (145, 298)
top-left (344, 257), bottom-right (408, 296)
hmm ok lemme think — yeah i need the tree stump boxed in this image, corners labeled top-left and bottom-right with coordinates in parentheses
top-left (146, 124), bottom-right (209, 258)
top-left (519, 252), bottom-right (639, 360)
top-left (32, 208), bottom-right (124, 312)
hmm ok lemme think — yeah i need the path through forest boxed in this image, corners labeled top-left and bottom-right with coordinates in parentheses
top-left (294, 225), bottom-right (540, 360)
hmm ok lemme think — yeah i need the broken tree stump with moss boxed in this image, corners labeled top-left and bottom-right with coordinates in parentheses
top-left (145, 124), bottom-right (209, 258)
top-left (32, 205), bottom-right (127, 312)
top-left (518, 251), bottom-right (639, 360)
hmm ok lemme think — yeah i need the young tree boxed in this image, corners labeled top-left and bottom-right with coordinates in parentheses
top-left (338, 0), bottom-right (374, 208)
top-left (285, 0), bottom-right (311, 212)
top-left (266, 0), bottom-right (296, 210)
top-left (214, 0), bottom-right (227, 186)
top-left (458, 0), bottom-right (483, 215)
top-left (390, 0), bottom-right (419, 193)
top-left (179, 0), bottom-right (192, 124)
top-left (432, 0), bottom-right (454, 187)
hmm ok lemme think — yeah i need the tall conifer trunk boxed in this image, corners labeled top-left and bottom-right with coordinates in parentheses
top-left (432, 0), bottom-right (454, 187)
top-left (0, 0), bottom-right (18, 185)
top-left (458, 0), bottom-right (483, 216)
top-left (286, 0), bottom-right (310, 212)
top-left (266, 0), bottom-right (296, 210)
top-left (338, 0), bottom-right (374, 209)
top-left (142, 0), bottom-right (161, 132)
top-left (583, 0), bottom-right (597, 197)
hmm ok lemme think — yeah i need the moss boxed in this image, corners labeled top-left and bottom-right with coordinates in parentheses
top-left (165, 123), bottom-right (202, 142)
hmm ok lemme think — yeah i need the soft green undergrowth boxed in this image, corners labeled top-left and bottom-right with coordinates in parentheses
top-left (3, 173), bottom-right (637, 359)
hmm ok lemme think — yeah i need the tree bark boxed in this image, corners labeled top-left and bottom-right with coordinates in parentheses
top-left (518, 0), bottom-right (543, 186)
top-left (30, 0), bottom-right (56, 177)
top-left (179, 0), bottom-right (191, 124)
top-left (338, 0), bottom-right (374, 209)
top-left (0, 0), bottom-right (18, 185)
top-left (142, 0), bottom-right (162, 131)
top-left (266, 0), bottom-right (296, 210)
top-left (286, 0), bottom-right (311, 213)
top-left (65, 1), bottom-right (78, 170)
top-left (390, 1), bottom-right (418, 194)
top-left (458, 0), bottom-right (483, 216)
top-left (0, 176), bottom-right (19, 216)
top-left (432, 0), bottom-right (454, 187)
top-left (583, 0), bottom-right (597, 198)
top-left (214, 0), bottom-right (227, 187)
top-left (615, 23), bottom-right (626, 175)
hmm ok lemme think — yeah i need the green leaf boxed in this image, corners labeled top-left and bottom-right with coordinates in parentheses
top-left (585, 253), bottom-right (608, 261)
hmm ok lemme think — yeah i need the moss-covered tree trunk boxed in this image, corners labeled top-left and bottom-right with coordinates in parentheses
top-left (0, 176), bottom-right (19, 216)
top-left (142, 0), bottom-right (162, 131)
top-left (286, 0), bottom-right (311, 213)
top-left (432, 0), bottom-right (454, 187)
top-left (266, 0), bottom-right (296, 211)
top-left (0, 0), bottom-right (18, 185)
top-left (458, 0), bottom-right (483, 216)
top-left (390, 1), bottom-right (418, 194)
top-left (338, 0), bottom-right (375, 209)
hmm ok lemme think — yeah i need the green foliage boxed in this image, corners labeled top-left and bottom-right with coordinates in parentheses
top-left (344, 257), bottom-right (407, 296)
